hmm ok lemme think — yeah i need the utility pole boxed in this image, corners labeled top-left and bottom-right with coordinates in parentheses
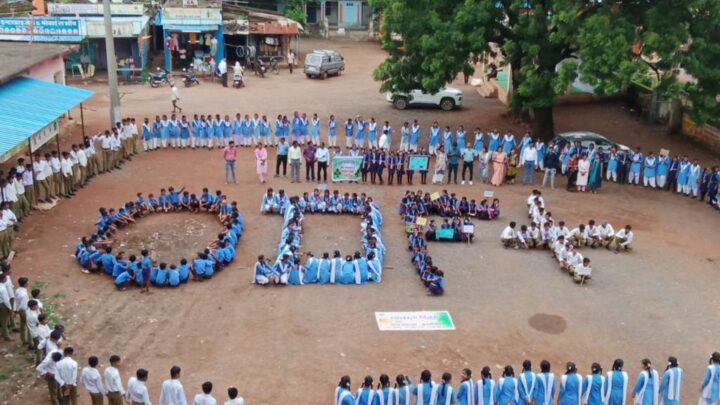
top-left (102, 0), bottom-right (121, 126)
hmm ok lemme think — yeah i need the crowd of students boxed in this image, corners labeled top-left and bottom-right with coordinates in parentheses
top-left (336, 353), bottom-right (720, 405)
top-left (252, 188), bottom-right (385, 286)
top-left (499, 190), bottom-right (635, 284)
top-left (73, 186), bottom-right (244, 290)
top-left (400, 190), bottom-right (501, 222)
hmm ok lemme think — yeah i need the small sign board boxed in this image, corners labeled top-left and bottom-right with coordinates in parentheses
top-left (375, 311), bottom-right (456, 331)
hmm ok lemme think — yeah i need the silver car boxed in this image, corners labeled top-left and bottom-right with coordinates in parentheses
top-left (552, 131), bottom-right (631, 153)
top-left (304, 49), bottom-right (345, 79)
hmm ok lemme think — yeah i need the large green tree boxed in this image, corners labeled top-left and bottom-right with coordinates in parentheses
top-left (371, 0), bottom-right (720, 139)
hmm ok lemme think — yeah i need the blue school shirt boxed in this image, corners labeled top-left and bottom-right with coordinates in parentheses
top-left (169, 192), bottom-right (180, 205)
top-left (584, 374), bottom-right (604, 405)
top-left (177, 264), bottom-right (190, 281)
top-left (411, 382), bottom-right (434, 405)
top-left (101, 254), bottom-right (117, 275)
top-left (114, 271), bottom-right (131, 286)
top-left (193, 259), bottom-right (206, 276)
top-left (168, 269), bottom-right (180, 286)
top-left (155, 268), bottom-right (168, 286)
top-left (204, 259), bottom-right (215, 276)
top-left (632, 371), bottom-right (657, 405)
top-left (150, 266), bottom-right (159, 283)
top-left (158, 193), bottom-right (169, 205)
top-left (533, 373), bottom-right (555, 405)
top-left (559, 374), bottom-right (582, 405)
top-left (436, 383), bottom-right (454, 405)
top-left (701, 365), bottom-right (720, 403)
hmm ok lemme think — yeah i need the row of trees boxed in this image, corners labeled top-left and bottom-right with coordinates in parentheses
top-left (371, 0), bottom-right (720, 139)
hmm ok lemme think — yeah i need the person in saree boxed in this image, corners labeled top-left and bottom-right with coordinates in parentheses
top-left (490, 146), bottom-right (508, 186)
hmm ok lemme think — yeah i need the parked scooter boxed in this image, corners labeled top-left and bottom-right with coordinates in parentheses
top-left (149, 67), bottom-right (172, 88)
top-left (182, 65), bottom-right (200, 87)
top-left (254, 58), bottom-right (267, 78)
top-left (232, 62), bottom-right (245, 88)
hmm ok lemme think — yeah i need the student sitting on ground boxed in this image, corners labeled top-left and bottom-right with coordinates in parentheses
top-left (574, 257), bottom-right (592, 283)
top-left (500, 221), bottom-right (519, 248)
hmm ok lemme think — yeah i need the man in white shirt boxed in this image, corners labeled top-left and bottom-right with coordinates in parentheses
top-left (50, 151), bottom-right (63, 196)
top-left (171, 85), bottom-right (182, 113)
top-left (288, 141), bottom-right (302, 183)
top-left (520, 141), bottom-right (538, 185)
top-left (127, 368), bottom-right (152, 405)
top-left (104, 355), bottom-right (125, 405)
top-left (81, 355), bottom-right (106, 405)
top-left (612, 225), bottom-right (634, 253)
top-left (159, 366), bottom-right (187, 405)
top-left (36, 350), bottom-right (63, 405)
top-left (60, 152), bottom-right (75, 197)
top-left (2, 178), bottom-right (19, 218)
top-left (14, 276), bottom-right (29, 345)
top-left (315, 142), bottom-right (330, 183)
top-left (597, 221), bottom-right (615, 248)
top-left (56, 347), bottom-right (79, 405)
top-left (500, 221), bottom-right (519, 248)
top-left (77, 144), bottom-right (89, 186)
top-left (99, 131), bottom-right (113, 173)
top-left (33, 153), bottom-right (52, 202)
top-left (574, 257), bottom-right (592, 283)
top-left (224, 387), bottom-right (244, 405)
top-left (569, 224), bottom-right (588, 247)
top-left (193, 381), bottom-right (217, 405)
top-left (69, 145), bottom-right (80, 188)
top-left (0, 273), bottom-right (12, 341)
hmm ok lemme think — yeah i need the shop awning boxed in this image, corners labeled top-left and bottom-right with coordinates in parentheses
top-left (0, 77), bottom-right (94, 162)
top-left (164, 24), bottom-right (219, 32)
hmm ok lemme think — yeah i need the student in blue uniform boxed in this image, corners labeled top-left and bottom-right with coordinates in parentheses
top-left (114, 269), bottom-right (133, 289)
top-left (700, 352), bottom-right (720, 405)
top-left (177, 258), bottom-right (190, 283)
top-left (100, 247), bottom-right (116, 275)
top-left (435, 372), bottom-right (454, 405)
top-left (659, 356), bottom-right (682, 405)
top-left (167, 265), bottom-right (180, 287)
top-left (338, 255), bottom-right (357, 285)
top-left (409, 120), bottom-right (421, 152)
top-left (327, 115), bottom-right (337, 147)
top-left (478, 367), bottom-right (495, 405)
top-left (605, 359), bottom-right (628, 405)
top-left (411, 370), bottom-right (436, 405)
top-left (344, 118), bottom-right (354, 148)
top-left (583, 363), bottom-right (605, 405)
top-left (395, 375), bottom-right (412, 405)
top-left (317, 252), bottom-right (331, 284)
top-left (335, 376), bottom-right (354, 405)
top-left (356, 376), bottom-right (376, 405)
top-left (154, 262), bottom-right (169, 286)
top-left (457, 369), bottom-right (474, 405)
top-left (632, 359), bottom-right (658, 405)
top-left (534, 360), bottom-right (555, 405)
top-left (497, 365), bottom-right (519, 405)
top-left (518, 360), bottom-right (536, 405)
top-left (377, 374), bottom-right (393, 405)
top-left (559, 362), bottom-right (582, 405)
top-left (302, 252), bottom-right (319, 284)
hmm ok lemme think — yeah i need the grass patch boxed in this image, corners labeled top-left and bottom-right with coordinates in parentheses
top-left (31, 280), bottom-right (63, 325)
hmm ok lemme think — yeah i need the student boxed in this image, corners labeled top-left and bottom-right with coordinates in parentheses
top-left (435, 372), bottom-right (454, 405)
top-left (37, 351), bottom-right (63, 405)
top-left (559, 362), bottom-right (582, 405)
top-left (583, 363), bottom-right (605, 405)
top-left (56, 346), bottom-right (79, 405)
top-left (534, 360), bottom-right (555, 405)
top-left (518, 360), bottom-right (537, 404)
top-left (377, 374), bottom-right (393, 405)
top-left (159, 366), bottom-right (187, 405)
top-left (605, 359), bottom-right (628, 405)
top-left (478, 367), bottom-right (495, 405)
top-left (632, 359), bottom-right (659, 405)
top-left (612, 225), bottom-right (634, 252)
top-left (335, 375), bottom-right (354, 405)
top-left (457, 369), bottom-right (474, 405)
top-left (104, 355), bottom-right (124, 405)
top-left (225, 386), bottom-right (245, 405)
top-left (411, 370), bottom-right (436, 405)
top-left (497, 365), bottom-right (519, 405)
top-left (659, 356), bottom-right (682, 405)
top-left (500, 221), bottom-right (518, 248)
top-left (574, 257), bottom-right (592, 283)
top-left (126, 368), bottom-right (151, 405)
top-left (699, 352), bottom-right (720, 405)
top-left (194, 381), bottom-right (216, 405)
top-left (356, 376), bottom-right (376, 405)
top-left (81, 356), bottom-right (107, 405)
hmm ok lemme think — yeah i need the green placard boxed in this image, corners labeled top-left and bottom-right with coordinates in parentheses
top-left (408, 155), bottom-right (429, 171)
top-left (331, 156), bottom-right (364, 182)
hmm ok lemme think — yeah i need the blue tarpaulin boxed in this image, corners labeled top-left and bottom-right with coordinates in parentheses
top-left (0, 77), bottom-right (94, 161)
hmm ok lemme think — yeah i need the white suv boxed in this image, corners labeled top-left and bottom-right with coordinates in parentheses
top-left (386, 87), bottom-right (463, 111)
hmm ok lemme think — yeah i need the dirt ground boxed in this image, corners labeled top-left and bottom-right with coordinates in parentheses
top-left (2, 38), bottom-right (720, 404)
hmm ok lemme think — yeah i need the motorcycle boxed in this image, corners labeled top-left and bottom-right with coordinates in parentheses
top-left (254, 58), bottom-right (267, 78)
top-left (233, 72), bottom-right (245, 88)
top-left (149, 67), bottom-right (172, 88)
top-left (182, 66), bottom-right (200, 87)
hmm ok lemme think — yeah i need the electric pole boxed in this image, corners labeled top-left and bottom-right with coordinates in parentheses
top-left (102, 0), bottom-right (121, 126)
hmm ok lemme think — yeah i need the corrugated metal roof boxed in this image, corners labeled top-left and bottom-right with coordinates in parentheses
top-left (0, 77), bottom-right (94, 159)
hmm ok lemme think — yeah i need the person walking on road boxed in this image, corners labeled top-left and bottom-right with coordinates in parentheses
top-left (287, 50), bottom-right (296, 74)
top-left (223, 141), bottom-right (237, 184)
top-left (171, 85), bottom-right (182, 114)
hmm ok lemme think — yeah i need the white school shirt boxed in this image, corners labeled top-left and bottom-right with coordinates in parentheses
top-left (127, 377), bottom-right (152, 405)
top-left (22, 171), bottom-right (33, 186)
top-left (111, 136), bottom-right (122, 151)
top-left (104, 366), bottom-right (125, 394)
top-left (33, 161), bottom-right (48, 181)
top-left (575, 264), bottom-right (592, 276)
top-left (56, 356), bottom-right (79, 386)
top-left (598, 224), bottom-right (615, 238)
top-left (0, 285), bottom-right (11, 310)
top-left (36, 350), bottom-right (60, 379)
top-left (0, 217), bottom-right (7, 232)
top-left (616, 229), bottom-right (633, 246)
top-left (42, 160), bottom-right (53, 178)
top-left (528, 227), bottom-right (540, 239)
top-left (81, 367), bottom-right (107, 395)
top-left (159, 378), bottom-right (187, 405)
top-left (77, 150), bottom-right (88, 167)
top-left (25, 309), bottom-right (40, 337)
top-left (3, 183), bottom-right (17, 202)
top-left (521, 147), bottom-right (537, 164)
top-left (100, 135), bottom-right (112, 149)
top-left (193, 393), bottom-right (217, 405)
top-left (69, 150), bottom-right (79, 165)
top-left (3, 209), bottom-right (17, 226)
top-left (14, 286), bottom-right (28, 311)
top-left (13, 178), bottom-right (25, 196)
top-left (315, 147), bottom-right (329, 163)
top-left (500, 226), bottom-right (517, 240)
top-left (50, 157), bottom-right (61, 173)
top-left (3, 276), bottom-right (14, 301)
top-left (224, 398), bottom-right (244, 405)
top-left (60, 158), bottom-right (73, 176)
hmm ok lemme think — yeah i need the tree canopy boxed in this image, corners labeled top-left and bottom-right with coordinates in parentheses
top-left (371, 0), bottom-right (720, 138)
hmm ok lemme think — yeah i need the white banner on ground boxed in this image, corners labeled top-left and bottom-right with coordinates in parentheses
top-left (375, 311), bottom-right (455, 331)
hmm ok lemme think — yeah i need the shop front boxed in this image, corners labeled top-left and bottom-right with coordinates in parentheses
top-left (157, 6), bottom-right (224, 72)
